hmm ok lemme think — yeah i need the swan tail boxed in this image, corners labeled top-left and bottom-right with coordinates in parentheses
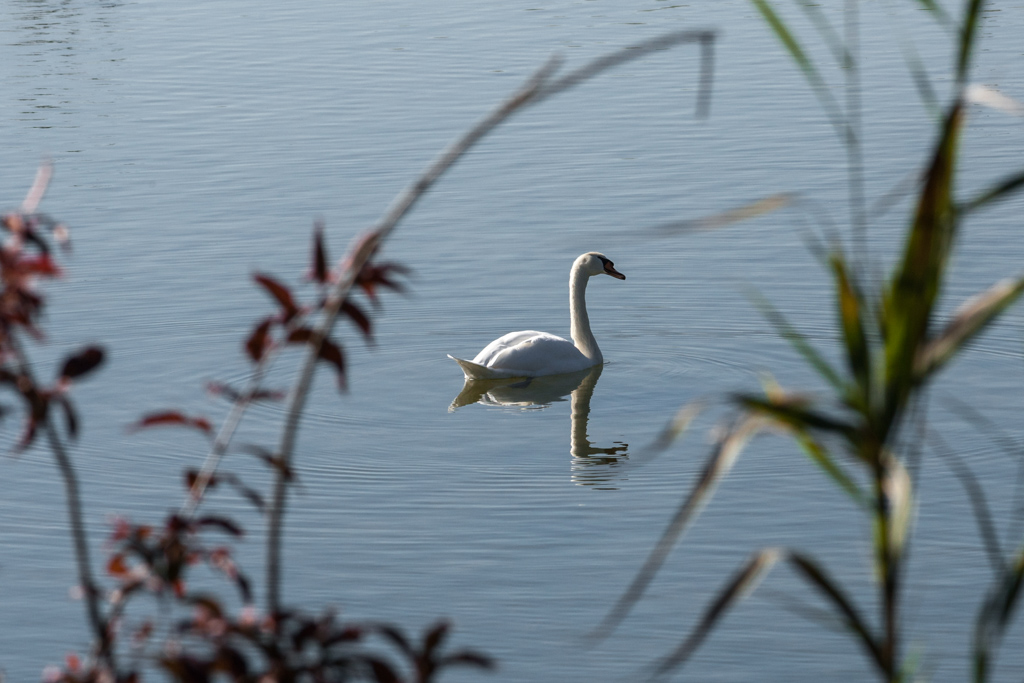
top-left (447, 354), bottom-right (522, 380)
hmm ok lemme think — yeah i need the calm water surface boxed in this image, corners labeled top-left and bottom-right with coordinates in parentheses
top-left (3, 1), bottom-right (1024, 680)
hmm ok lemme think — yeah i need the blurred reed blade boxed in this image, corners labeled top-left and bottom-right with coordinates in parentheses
top-left (913, 0), bottom-right (955, 28)
top-left (974, 546), bottom-right (1024, 682)
top-left (795, 1), bottom-right (848, 68)
top-left (537, 29), bottom-right (716, 116)
top-left (965, 84), bottom-right (1024, 117)
top-left (955, 0), bottom-right (986, 88)
top-left (902, 42), bottom-right (941, 120)
top-left (736, 394), bottom-right (856, 438)
top-left (651, 193), bottom-right (792, 236)
top-left (649, 549), bottom-right (781, 679)
top-left (869, 169), bottom-right (923, 223)
top-left (750, 0), bottom-right (844, 136)
top-left (960, 169), bottom-right (1024, 215)
top-left (631, 399), bottom-right (706, 466)
top-left (591, 415), bottom-right (763, 641)
top-left (787, 552), bottom-right (884, 671)
top-left (931, 430), bottom-right (1004, 575)
top-left (883, 100), bottom-right (963, 429)
top-left (941, 394), bottom-right (1023, 465)
top-left (915, 277), bottom-right (1024, 379)
top-left (830, 253), bottom-right (871, 409)
top-left (794, 430), bottom-right (867, 506)
top-left (749, 291), bottom-right (846, 395)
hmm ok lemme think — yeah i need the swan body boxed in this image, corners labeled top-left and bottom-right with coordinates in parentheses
top-left (449, 252), bottom-right (625, 379)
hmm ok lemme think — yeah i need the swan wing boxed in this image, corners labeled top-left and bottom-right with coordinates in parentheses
top-left (470, 331), bottom-right (593, 377)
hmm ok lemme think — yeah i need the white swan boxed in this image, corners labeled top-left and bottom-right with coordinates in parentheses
top-left (448, 252), bottom-right (625, 379)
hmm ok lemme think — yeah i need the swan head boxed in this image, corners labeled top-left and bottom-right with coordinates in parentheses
top-left (577, 252), bottom-right (626, 280)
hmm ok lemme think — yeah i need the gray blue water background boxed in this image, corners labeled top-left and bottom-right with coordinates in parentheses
top-left (3, 1), bottom-right (1024, 680)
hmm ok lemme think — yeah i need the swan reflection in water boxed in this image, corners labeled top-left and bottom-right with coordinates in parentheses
top-left (450, 364), bottom-right (629, 488)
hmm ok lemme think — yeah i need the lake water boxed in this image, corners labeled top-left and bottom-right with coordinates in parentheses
top-left (3, 0), bottom-right (1024, 680)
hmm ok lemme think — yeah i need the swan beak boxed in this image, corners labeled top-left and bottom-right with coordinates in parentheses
top-left (604, 263), bottom-right (626, 280)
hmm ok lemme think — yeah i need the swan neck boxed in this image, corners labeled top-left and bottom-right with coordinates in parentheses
top-left (570, 263), bottom-right (601, 362)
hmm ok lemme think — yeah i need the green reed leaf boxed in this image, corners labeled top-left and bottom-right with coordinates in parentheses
top-left (956, 0), bottom-right (986, 87)
top-left (737, 394), bottom-right (856, 439)
top-left (960, 169), bottom-right (1024, 215)
top-left (788, 552), bottom-right (885, 672)
top-left (795, 431), bottom-right (867, 507)
top-left (883, 101), bottom-right (963, 432)
top-left (830, 253), bottom-right (871, 409)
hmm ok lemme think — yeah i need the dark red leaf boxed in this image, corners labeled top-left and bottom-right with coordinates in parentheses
top-left (186, 595), bottom-right (225, 618)
top-left (311, 221), bottom-right (329, 284)
top-left (108, 554), bottom-right (129, 578)
top-left (376, 625), bottom-right (413, 657)
top-left (219, 472), bottom-right (266, 512)
top-left (292, 621), bottom-right (318, 649)
top-left (356, 262), bottom-right (410, 304)
top-left (286, 327), bottom-right (315, 345)
top-left (254, 273), bottom-right (299, 320)
top-left (424, 620), bottom-right (450, 654)
top-left (236, 486), bottom-right (265, 511)
top-left (238, 445), bottom-right (296, 482)
top-left (366, 658), bottom-right (401, 683)
top-left (195, 516), bottom-right (244, 537)
top-left (318, 337), bottom-right (347, 390)
top-left (245, 318), bottom-right (273, 363)
top-left (18, 253), bottom-right (61, 276)
top-left (185, 469), bottom-right (219, 491)
top-left (127, 411), bottom-right (213, 436)
top-left (218, 646), bottom-right (248, 678)
top-left (341, 299), bottom-right (373, 342)
top-left (60, 346), bottom-right (105, 380)
top-left (286, 328), bottom-right (347, 389)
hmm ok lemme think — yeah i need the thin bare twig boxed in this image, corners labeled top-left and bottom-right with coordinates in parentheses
top-left (8, 332), bottom-right (113, 669)
top-left (46, 421), bottom-right (112, 667)
top-left (178, 379), bottom-right (261, 519)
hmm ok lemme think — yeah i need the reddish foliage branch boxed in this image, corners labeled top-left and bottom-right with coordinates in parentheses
top-left (2, 165), bottom-right (112, 670)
